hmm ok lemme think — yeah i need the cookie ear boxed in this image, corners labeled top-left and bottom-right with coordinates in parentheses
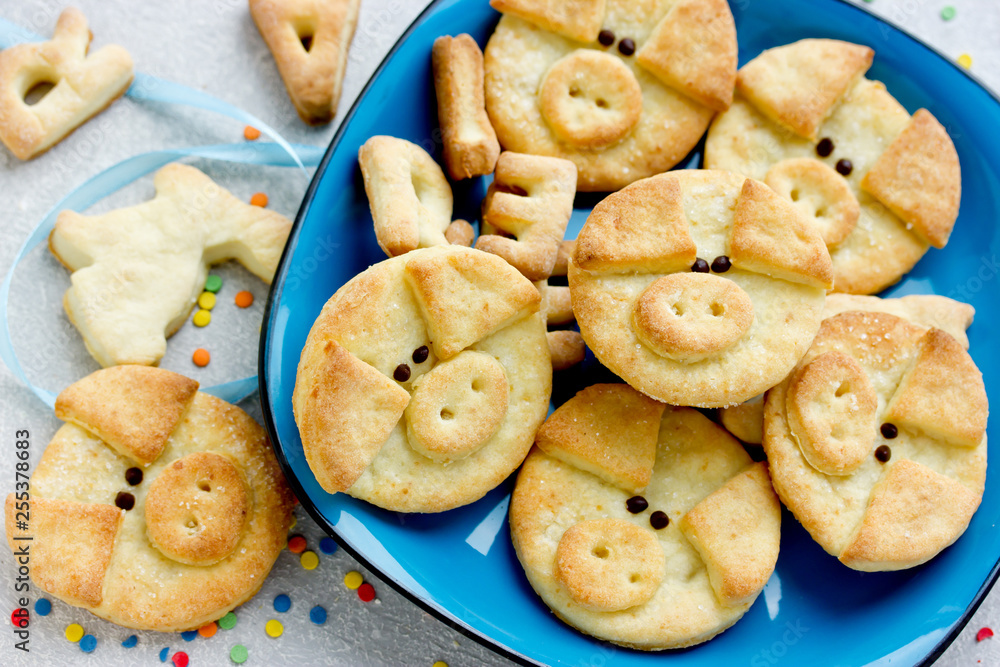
top-left (635, 0), bottom-right (737, 111)
top-left (736, 39), bottom-right (873, 139)
top-left (822, 293), bottom-right (975, 349)
top-left (55, 366), bottom-right (198, 465)
top-left (573, 175), bottom-right (697, 274)
top-left (489, 0), bottom-right (606, 43)
top-left (728, 178), bottom-right (834, 289)
top-left (5, 495), bottom-right (121, 608)
top-left (0, 7), bottom-right (133, 160)
top-left (535, 384), bottom-right (664, 493)
top-left (861, 109), bottom-right (961, 248)
top-left (249, 0), bottom-right (360, 124)
top-left (404, 248), bottom-right (540, 359)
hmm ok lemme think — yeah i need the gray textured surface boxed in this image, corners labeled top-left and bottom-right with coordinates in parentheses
top-left (0, 0), bottom-right (997, 665)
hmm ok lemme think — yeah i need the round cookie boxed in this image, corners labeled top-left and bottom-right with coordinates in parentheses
top-left (293, 245), bottom-right (551, 512)
top-left (511, 384), bottom-right (781, 649)
top-left (568, 169), bottom-right (832, 408)
top-left (3, 366), bottom-right (295, 631)
top-left (763, 311), bottom-right (988, 571)
top-left (484, 0), bottom-right (737, 191)
top-left (706, 38), bottom-right (961, 294)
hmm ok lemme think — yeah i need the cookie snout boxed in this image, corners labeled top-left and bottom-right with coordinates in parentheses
top-left (539, 50), bottom-right (642, 148)
top-left (632, 272), bottom-right (754, 362)
top-left (555, 518), bottom-right (665, 612)
top-left (144, 452), bottom-right (250, 566)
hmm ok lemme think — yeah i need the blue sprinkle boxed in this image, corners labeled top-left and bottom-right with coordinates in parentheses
top-left (319, 537), bottom-right (338, 554)
top-left (33, 598), bottom-right (52, 616)
top-left (79, 634), bottom-right (97, 653)
top-left (181, 630), bottom-right (198, 641)
top-left (273, 594), bottom-right (291, 613)
top-left (309, 605), bottom-right (327, 625)
top-left (159, 647), bottom-right (170, 662)
top-left (121, 635), bottom-right (138, 648)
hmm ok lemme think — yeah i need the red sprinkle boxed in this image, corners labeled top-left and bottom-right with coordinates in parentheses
top-left (977, 627), bottom-right (993, 642)
top-left (10, 608), bottom-right (28, 628)
top-left (357, 583), bottom-right (376, 602)
top-left (172, 651), bottom-right (190, 667)
top-left (287, 535), bottom-right (307, 554)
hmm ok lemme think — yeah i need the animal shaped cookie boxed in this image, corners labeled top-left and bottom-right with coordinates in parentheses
top-left (49, 163), bottom-right (292, 368)
top-left (706, 39), bottom-right (961, 294)
top-left (569, 169), bottom-right (832, 407)
top-left (484, 0), bottom-right (737, 191)
top-left (249, 0), bottom-right (360, 124)
top-left (4, 366), bottom-right (295, 631)
top-left (293, 245), bottom-right (551, 512)
top-left (511, 383), bottom-right (780, 649)
top-left (763, 311), bottom-right (987, 570)
top-left (0, 7), bottom-right (133, 160)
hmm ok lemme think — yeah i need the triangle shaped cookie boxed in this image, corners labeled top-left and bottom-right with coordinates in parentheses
top-left (54, 366), bottom-right (198, 465)
top-left (249, 0), bottom-right (361, 124)
top-left (489, 0), bottom-right (605, 43)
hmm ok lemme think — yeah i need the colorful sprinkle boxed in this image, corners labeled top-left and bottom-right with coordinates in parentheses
top-left (10, 608), bottom-right (27, 627)
top-left (80, 634), bottom-right (97, 653)
top-left (958, 53), bottom-right (972, 69)
top-left (160, 647), bottom-right (170, 662)
top-left (273, 594), bottom-right (291, 613)
top-left (309, 606), bottom-right (327, 625)
top-left (193, 309), bottom-right (212, 327)
top-left (940, 6), bottom-right (956, 21)
top-left (244, 126), bottom-right (261, 141)
top-left (358, 582), bottom-right (376, 602)
top-left (34, 598), bottom-right (51, 616)
top-left (235, 290), bottom-right (254, 308)
top-left (289, 515), bottom-right (297, 531)
top-left (230, 644), bottom-right (249, 663)
top-left (250, 192), bottom-right (269, 207)
top-left (65, 623), bottom-right (84, 643)
top-left (433, 662), bottom-right (449, 667)
top-left (319, 537), bottom-right (338, 554)
top-left (198, 291), bottom-right (217, 310)
top-left (219, 612), bottom-right (238, 630)
top-left (122, 635), bottom-right (138, 648)
top-left (173, 651), bottom-right (189, 667)
top-left (265, 619), bottom-right (284, 637)
top-left (978, 627), bottom-right (994, 642)
top-left (181, 630), bottom-right (198, 642)
top-left (198, 621), bottom-right (218, 638)
top-left (205, 275), bottom-right (223, 293)
top-left (344, 571), bottom-right (364, 590)
top-left (287, 535), bottom-right (307, 553)
top-left (192, 348), bottom-right (211, 367)
top-left (300, 550), bottom-right (319, 570)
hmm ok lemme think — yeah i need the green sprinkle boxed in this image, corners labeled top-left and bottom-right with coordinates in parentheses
top-left (218, 612), bottom-right (238, 630)
top-left (230, 644), bottom-right (249, 664)
top-left (940, 6), bottom-right (956, 20)
top-left (205, 275), bottom-right (223, 293)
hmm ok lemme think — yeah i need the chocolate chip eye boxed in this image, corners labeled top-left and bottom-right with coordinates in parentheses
top-left (880, 423), bottom-right (898, 439)
top-left (691, 258), bottom-right (710, 273)
top-left (649, 511), bottom-right (669, 530)
top-left (598, 29), bottom-right (615, 47)
top-left (618, 38), bottom-right (636, 56)
top-left (711, 255), bottom-right (732, 273)
top-left (835, 159), bottom-right (853, 176)
top-left (816, 137), bottom-right (834, 157)
top-left (393, 364), bottom-right (411, 382)
top-left (875, 445), bottom-right (892, 463)
top-left (412, 345), bottom-right (429, 364)
top-left (115, 492), bottom-right (135, 511)
top-left (125, 467), bottom-right (143, 486)
top-left (625, 496), bottom-right (649, 514)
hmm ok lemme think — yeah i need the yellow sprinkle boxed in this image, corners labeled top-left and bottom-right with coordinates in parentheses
top-left (265, 619), bottom-right (283, 638)
top-left (198, 291), bottom-right (217, 310)
top-left (65, 624), bottom-right (84, 642)
top-left (289, 515), bottom-right (297, 531)
top-left (193, 309), bottom-right (211, 327)
top-left (300, 550), bottom-right (319, 570)
top-left (343, 570), bottom-right (363, 589)
top-left (433, 662), bottom-right (449, 667)
top-left (958, 53), bottom-right (972, 69)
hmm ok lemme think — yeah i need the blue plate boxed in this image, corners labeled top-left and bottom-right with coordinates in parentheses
top-left (259, 1), bottom-right (1000, 664)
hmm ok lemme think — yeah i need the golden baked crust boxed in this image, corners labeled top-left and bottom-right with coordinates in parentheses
top-left (0, 7), bottom-right (133, 160)
top-left (4, 366), bottom-right (295, 631)
top-left (511, 387), bottom-right (780, 649)
top-left (293, 246), bottom-right (551, 512)
top-left (547, 330), bottom-right (586, 371)
top-left (569, 170), bottom-right (828, 407)
top-left (762, 312), bottom-right (987, 571)
top-left (249, 0), bottom-right (360, 124)
top-left (490, 0), bottom-right (606, 43)
top-left (764, 158), bottom-right (860, 249)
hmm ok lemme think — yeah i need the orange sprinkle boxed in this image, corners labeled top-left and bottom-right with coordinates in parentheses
top-left (287, 535), bottom-right (307, 554)
top-left (244, 125), bottom-right (261, 140)
top-left (235, 291), bottom-right (254, 308)
top-left (198, 622), bottom-right (217, 638)
top-left (192, 349), bottom-right (211, 367)
top-left (250, 192), bottom-right (268, 207)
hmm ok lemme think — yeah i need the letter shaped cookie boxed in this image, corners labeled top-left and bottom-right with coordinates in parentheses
top-left (0, 8), bottom-right (133, 160)
top-left (3, 366), bottom-right (295, 631)
top-left (293, 245), bottom-right (551, 512)
top-left (49, 163), bottom-right (293, 367)
top-left (249, 0), bottom-right (361, 124)
top-left (763, 312), bottom-right (987, 571)
top-left (511, 384), bottom-right (780, 649)
top-left (706, 39), bottom-right (961, 294)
